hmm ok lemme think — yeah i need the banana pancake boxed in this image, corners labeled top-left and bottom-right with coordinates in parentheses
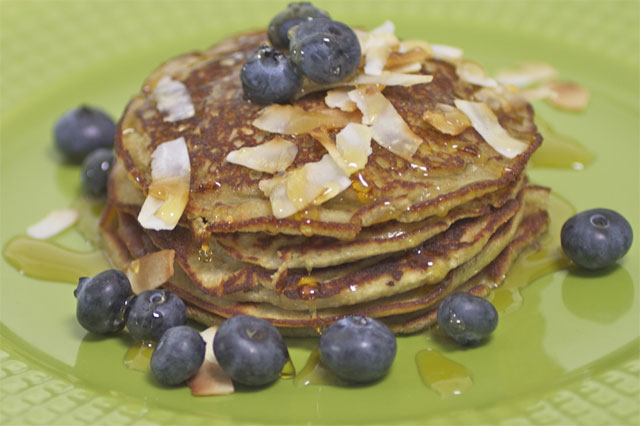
top-left (115, 29), bottom-right (541, 241)
top-left (108, 157), bottom-right (525, 272)
top-left (101, 187), bottom-right (548, 335)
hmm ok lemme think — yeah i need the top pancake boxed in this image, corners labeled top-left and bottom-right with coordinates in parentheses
top-left (115, 30), bottom-right (541, 240)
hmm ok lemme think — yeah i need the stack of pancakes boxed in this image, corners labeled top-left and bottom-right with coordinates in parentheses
top-left (100, 30), bottom-right (550, 335)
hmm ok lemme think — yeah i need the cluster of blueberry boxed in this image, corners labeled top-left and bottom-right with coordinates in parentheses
top-left (241, 2), bottom-right (361, 104)
top-left (54, 105), bottom-right (115, 198)
top-left (73, 269), bottom-right (398, 386)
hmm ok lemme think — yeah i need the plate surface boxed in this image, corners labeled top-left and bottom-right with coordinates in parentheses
top-left (1, 1), bottom-right (638, 425)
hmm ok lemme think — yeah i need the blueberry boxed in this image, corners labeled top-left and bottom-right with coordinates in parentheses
top-left (150, 326), bottom-right (205, 386)
top-left (289, 18), bottom-right (361, 84)
top-left (437, 293), bottom-right (498, 346)
top-left (319, 316), bottom-right (396, 384)
top-left (81, 148), bottom-right (114, 198)
top-left (241, 45), bottom-right (302, 104)
top-left (125, 290), bottom-right (186, 341)
top-left (561, 208), bottom-right (633, 270)
top-left (267, 2), bottom-right (330, 49)
top-left (213, 315), bottom-right (289, 386)
top-left (74, 269), bottom-right (132, 334)
top-left (54, 105), bottom-right (116, 164)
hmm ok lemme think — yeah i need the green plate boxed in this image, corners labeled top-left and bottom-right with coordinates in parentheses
top-left (1, 1), bottom-right (638, 425)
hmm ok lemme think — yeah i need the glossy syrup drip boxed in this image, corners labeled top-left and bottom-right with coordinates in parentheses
top-left (292, 347), bottom-right (344, 387)
top-left (280, 358), bottom-right (296, 380)
top-left (531, 117), bottom-right (596, 170)
top-left (2, 236), bottom-right (111, 283)
top-left (123, 341), bottom-right (155, 372)
top-left (415, 348), bottom-right (472, 397)
top-left (488, 191), bottom-right (575, 313)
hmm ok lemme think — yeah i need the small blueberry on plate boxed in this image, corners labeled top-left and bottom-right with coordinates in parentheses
top-left (213, 315), bottom-right (289, 386)
top-left (125, 290), bottom-right (186, 341)
top-left (561, 208), bottom-right (633, 270)
top-left (437, 293), bottom-right (498, 346)
top-left (81, 148), bottom-right (114, 198)
top-left (74, 269), bottom-right (132, 334)
top-left (150, 326), bottom-right (206, 386)
top-left (54, 105), bottom-right (116, 164)
top-left (319, 316), bottom-right (396, 383)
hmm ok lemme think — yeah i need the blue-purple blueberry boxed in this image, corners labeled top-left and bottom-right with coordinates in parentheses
top-left (561, 208), bottom-right (633, 270)
top-left (319, 316), bottom-right (396, 383)
top-left (150, 326), bottom-right (205, 386)
top-left (241, 45), bottom-right (301, 104)
top-left (81, 148), bottom-right (113, 198)
top-left (74, 269), bottom-right (132, 334)
top-left (125, 290), bottom-right (186, 341)
top-left (289, 18), bottom-right (361, 84)
top-left (437, 293), bottom-right (498, 346)
top-left (267, 2), bottom-right (330, 49)
top-left (213, 315), bottom-right (289, 386)
top-left (54, 105), bottom-right (116, 164)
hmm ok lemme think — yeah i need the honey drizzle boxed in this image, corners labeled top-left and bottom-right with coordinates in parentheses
top-left (123, 341), bottom-right (155, 372)
top-left (292, 347), bottom-right (344, 387)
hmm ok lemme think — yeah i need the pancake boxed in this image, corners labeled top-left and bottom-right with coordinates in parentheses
top-left (103, 21), bottom-right (550, 336)
top-left (115, 30), bottom-right (541, 241)
top-left (101, 187), bottom-right (549, 335)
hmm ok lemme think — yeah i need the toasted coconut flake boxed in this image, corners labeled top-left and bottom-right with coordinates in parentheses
top-left (138, 137), bottom-right (191, 231)
top-left (388, 62), bottom-right (422, 74)
top-left (398, 40), bottom-right (433, 56)
top-left (355, 21), bottom-right (399, 76)
top-left (126, 250), bottom-right (175, 294)
top-left (456, 59), bottom-right (497, 87)
top-left (26, 209), bottom-right (78, 240)
top-left (495, 62), bottom-right (557, 87)
top-left (422, 103), bottom-right (471, 135)
top-left (348, 87), bottom-right (423, 160)
top-left (225, 137), bottom-right (297, 173)
top-left (431, 44), bottom-right (463, 62)
top-left (151, 76), bottom-right (195, 122)
top-left (386, 49), bottom-right (429, 69)
top-left (310, 124), bottom-right (373, 175)
top-left (352, 71), bottom-right (432, 87)
top-left (263, 154), bottom-right (351, 218)
top-left (187, 327), bottom-right (234, 396)
top-left (542, 81), bottom-right (590, 111)
top-left (455, 100), bottom-right (528, 158)
top-left (325, 89), bottom-right (357, 112)
top-left (252, 104), bottom-right (359, 134)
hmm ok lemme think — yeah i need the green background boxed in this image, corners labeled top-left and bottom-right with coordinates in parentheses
top-left (1, 1), bottom-right (638, 425)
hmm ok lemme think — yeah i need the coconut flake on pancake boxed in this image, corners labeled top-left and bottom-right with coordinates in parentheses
top-left (187, 326), bottom-right (234, 396)
top-left (261, 154), bottom-right (351, 218)
top-left (422, 103), bottom-right (471, 136)
top-left (225, 137), bottom-right (298, 173)
top-left (138, 137), bottom-right (190, 230)
top-left (431, 44), bottom-right (463, 62)
top-left (252, 104), bottom-right (359, 134)
top-left (126, 249), bottom-right (175, 294)
top-left (325, 89), bottom-right (357, 112)
top-left (495, 62), bottom-right (557, 87)
top-left (357, 21), bottom-right (398, 76)
top-left (456, 59), bottom-right (497, 88)
top-left (310, 124), bottom-right (373, 175)
top-left (348, 87), bottom-right (423, 160)
top-left (152, 76), bottom-right (195, 122)
top-left (351, 71), bottom-right (432, 87)
top-left (455, 100), bottom-right (528, 159)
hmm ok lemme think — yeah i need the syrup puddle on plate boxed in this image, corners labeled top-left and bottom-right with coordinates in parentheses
top-left (292, 347), bottom-right (345, 387)
top-left (415, 348), bottom-right (472, 397)
top-left (123, 341), bottom-right (155, 372)
top-left (531, 117), bottom-right (596, 170)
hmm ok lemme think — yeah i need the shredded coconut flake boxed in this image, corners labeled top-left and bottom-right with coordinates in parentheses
top-left (252, 104), bottom-right (358, 134)
top-left (261, 155), bottom-right (351, 218)
top-left (126, 250), bottom-right (175, 294)
top-left (454, 100), bottom-right (528, 159)
top-left (26, 209), bottom-right (78, 240)
top-left (431, 44), bottom-right (463, 62)
top-left (152, 76), bottom-right (195, 122)
top-left (225, 137), bottom-right (298, 173)
top-left (348, 87), bottom-right (423, 160)
top-left (456, 60), bottom-right (497, 88)
top-left (495, 62), bottom-right (557, 87)
top-left (325, 89), bottom-right (357, 112)
top-left (187, 327), bottom-right (235, 396)
top-left (138, 137), bottom-right (191, 230)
